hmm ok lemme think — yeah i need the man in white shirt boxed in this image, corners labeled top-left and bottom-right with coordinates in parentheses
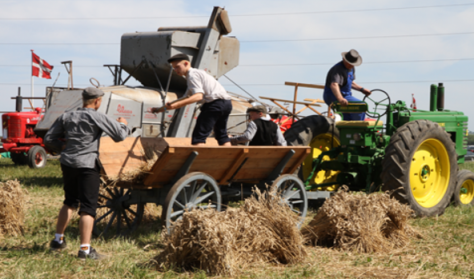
top-left (162, 53), bottom-right (232, 146)
top-left (231, 105), bottom-right (287, 146)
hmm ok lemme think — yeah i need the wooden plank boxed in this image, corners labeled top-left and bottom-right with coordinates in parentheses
top-left (142, 145), bottom-right (309, 186)
top-left (149, 168), bottom-right (228, 185)
top-left (306, 105), bottom-right (322, 115)
top-left (303, 98), bottom-right (325, 104)
top-left (99, 137), bottom-right (146, 178)
top-left (99, 137), bottom-right (222, 180)
top-left (259, 96), bottom-right (322, 107)
top-left (293, 83), bottom-right (298, 124)
top-left (162, 158), bottom-right (238, 171)
top-left (164, 137), bottom-right (219, 146)
top-left (269, 100), bottom-right (299, 118)
top-left (143, 147), bottom-right (175, 186)
top-left (218, 148), bottom-right (249, 184)
top-left (99, 137), bottom-right (171, 178)
top-left (285, 81), bottom-right (325, 89)
top-left (294, 99), bottom-right (318, 115)
top-left (287, 148), bottom-right (311, 174)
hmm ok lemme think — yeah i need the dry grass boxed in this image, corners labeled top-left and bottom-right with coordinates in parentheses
top-left (302, 187), bottom-right (422, 253)
top-left (2, 159), bottom-right (474, 278)
top-left (108, 145), bottom-right (160, 184)
top-left (0, 180), bottom-right (27, 238)
top-left (153, 187), bottom-right (307, 276)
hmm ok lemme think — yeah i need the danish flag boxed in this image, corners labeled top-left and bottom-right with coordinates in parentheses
top-left (31, 50), bottom-right (53, 79)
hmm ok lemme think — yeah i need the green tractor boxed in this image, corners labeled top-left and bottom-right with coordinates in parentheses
top-left (285, 83), bottom-right (474, 216)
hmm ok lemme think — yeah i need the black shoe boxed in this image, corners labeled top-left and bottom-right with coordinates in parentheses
top-left (77, 247), bottom-right (107, 260)
top-left (49, 237), bottom-right (67, 251)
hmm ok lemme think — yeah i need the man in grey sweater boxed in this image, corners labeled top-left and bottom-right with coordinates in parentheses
top-left (44, 87), bottom-right (130, 260)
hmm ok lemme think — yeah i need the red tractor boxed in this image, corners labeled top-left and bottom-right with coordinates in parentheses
top-left (1, 102), bottom-right (49, 168)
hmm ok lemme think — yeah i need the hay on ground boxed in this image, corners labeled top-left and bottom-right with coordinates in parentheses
top-left (154, 187), bottom-right (307, 276)
top-left (301, 187), bottom-right (422, 253)
top-left (0, 180), bottom-right (27, 238)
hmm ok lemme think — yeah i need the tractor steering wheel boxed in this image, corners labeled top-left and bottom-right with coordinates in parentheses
top-left (362, 89), bottom-right (391, 118)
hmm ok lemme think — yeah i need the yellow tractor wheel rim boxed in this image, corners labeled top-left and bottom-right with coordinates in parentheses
top-left (460, 179), bottom-right (474, 205)
top-left (409, 139), bottom-right (450, 208)
top-left (302, 133), bottom-right (340, 190)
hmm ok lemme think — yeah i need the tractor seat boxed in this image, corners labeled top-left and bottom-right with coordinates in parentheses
top-left (336, 120), bottom-right (384, 127)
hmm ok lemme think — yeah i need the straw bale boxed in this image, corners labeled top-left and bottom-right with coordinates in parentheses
top-left (301, 187), bottom-right (421, 253)
top-left (154, 187), bottom-right (307, 276)
top-left (0, 180), bottom-right (27, 238)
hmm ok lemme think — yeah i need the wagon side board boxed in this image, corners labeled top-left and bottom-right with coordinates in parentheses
top-left (143, 145), bottom-right (310, 186)
top-left (98, 136), bottom-right (310, 187)
top-left (98, 137), bottom-right (219, 181)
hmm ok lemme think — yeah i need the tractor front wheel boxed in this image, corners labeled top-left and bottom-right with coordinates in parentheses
top-left (381, 120), bottom-right (457, 217)
top-left (453, 170), bottom-right (474, 207)
top-left (27, 146), bottom-right (47, 169)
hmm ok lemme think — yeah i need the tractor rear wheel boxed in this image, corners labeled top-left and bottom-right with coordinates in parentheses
top-left (284, 115), bottom-right (340, 188)
top-left (381, 120), bottom-right (457, 217)
top-left (452, 170), bottom-right (474, 207)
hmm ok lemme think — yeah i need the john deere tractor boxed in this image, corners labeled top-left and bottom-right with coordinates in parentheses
top-left (285, 84), bottom-right (474, 216)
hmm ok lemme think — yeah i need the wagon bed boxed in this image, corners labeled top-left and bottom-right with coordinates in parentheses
top-left (94, 137), bottom-right (310, 235)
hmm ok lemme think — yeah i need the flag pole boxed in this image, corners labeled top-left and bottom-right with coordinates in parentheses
top-left (31, 50), bottom-right (34, 107)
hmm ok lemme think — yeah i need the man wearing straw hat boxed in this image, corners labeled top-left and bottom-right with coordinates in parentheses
top-left (323, 49), bottom-right (372, 121)
top-left (44, 87), bottom-right (130, 260)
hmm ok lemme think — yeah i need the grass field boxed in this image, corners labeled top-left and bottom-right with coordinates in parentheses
top-left (1, 158), bottom-right (474, 279)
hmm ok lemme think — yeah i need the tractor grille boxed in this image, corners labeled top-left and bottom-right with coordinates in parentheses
top-left (9, 119), bottom-right (22, 138)
top-left (463, 121), bottom-right (468, 149)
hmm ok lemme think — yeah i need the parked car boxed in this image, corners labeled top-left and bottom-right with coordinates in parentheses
top-left (465, 150), bottom-right (474, 162)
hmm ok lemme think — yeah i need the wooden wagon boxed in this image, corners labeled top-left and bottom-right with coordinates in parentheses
top-left (94, 137), bottom-right (310, 236)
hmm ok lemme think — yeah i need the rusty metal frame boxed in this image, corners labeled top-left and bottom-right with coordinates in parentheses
top-left (104, 64), bottom-right (123, 85)
top-left (61, 61), bottom-right (73, 90)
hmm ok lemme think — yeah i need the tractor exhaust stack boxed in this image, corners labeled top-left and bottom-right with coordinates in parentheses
top-left (430, 84), bottom-right (438, 112)
top-left (437, 83), bottom-right (445, 111)
top-left (15, 87), bottom-right (22, 112)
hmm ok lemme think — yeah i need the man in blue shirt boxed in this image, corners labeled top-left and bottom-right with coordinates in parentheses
top-left (323, 49), bottom-right (371, 121)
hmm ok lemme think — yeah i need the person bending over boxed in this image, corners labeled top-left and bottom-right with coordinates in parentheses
top-left (231, 105), bottom-right (287, 146)
top-left (153, 53), bottom-right (232, 146)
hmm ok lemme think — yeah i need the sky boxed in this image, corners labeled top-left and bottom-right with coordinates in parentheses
top-left (1, 0), bottom-right (474, 131)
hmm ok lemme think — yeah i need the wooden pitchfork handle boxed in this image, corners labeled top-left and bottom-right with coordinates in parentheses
top-left (150, 98), bottom-right (186, 114)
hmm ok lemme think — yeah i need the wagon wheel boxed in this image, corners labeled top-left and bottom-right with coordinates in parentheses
top-left (93, 187), bottom-right (144, 237)
top-left (162, 172), bottom-right (221, 232)
top-left (271, 174), bottom-right (308, 229)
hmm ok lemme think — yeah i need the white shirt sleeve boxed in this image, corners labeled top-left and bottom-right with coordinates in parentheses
top-left (231, 121), bottom-right (257, 145)
top-left (274, 127), bottom-right (287, 146)
top-left (187, 71), bottom-right (204, 95)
